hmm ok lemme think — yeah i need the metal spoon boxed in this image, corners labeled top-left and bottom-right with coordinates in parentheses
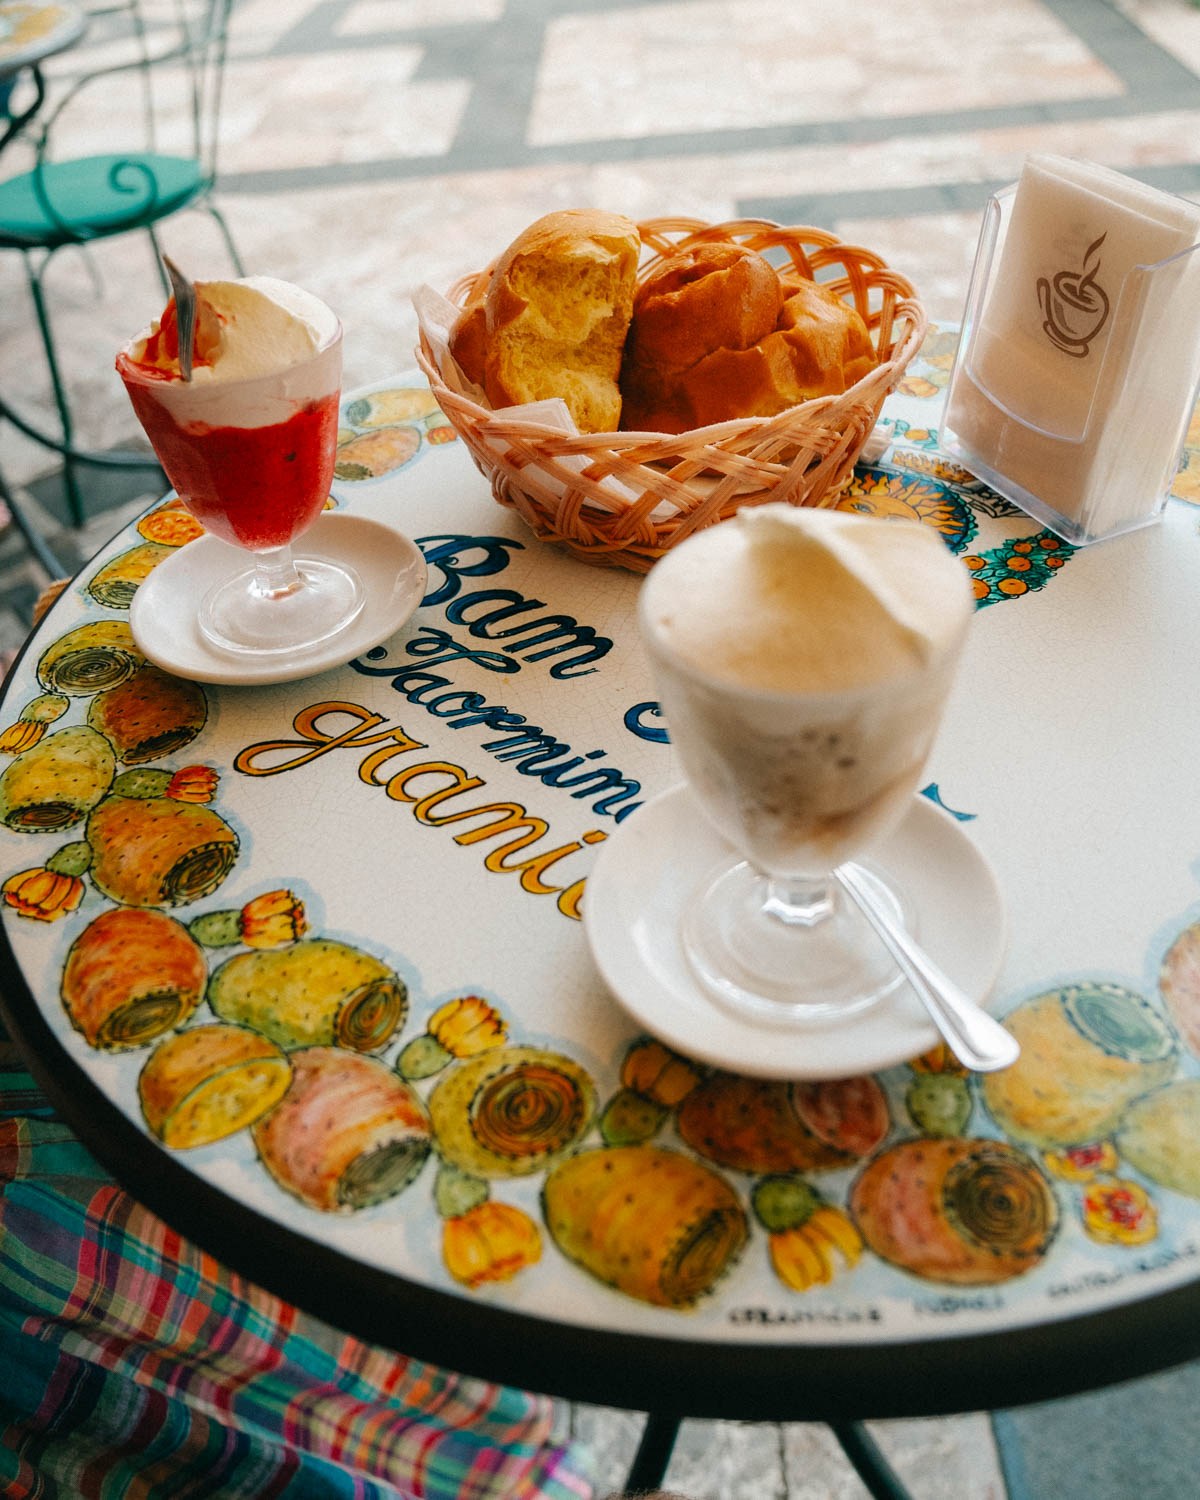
top-left (162, 255), bottom-right (197, 381)
top-left (835, 863), bottom-right (1019, 1073)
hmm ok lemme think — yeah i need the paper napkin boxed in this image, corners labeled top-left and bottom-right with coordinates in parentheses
top-left (945, 154), bottom-right (1200, 540)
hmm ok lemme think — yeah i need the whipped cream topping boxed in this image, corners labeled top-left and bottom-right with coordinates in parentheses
top-left (643, 503), bottom-right (973, 694)
top-left (125, 276), bottom-right (339, 383)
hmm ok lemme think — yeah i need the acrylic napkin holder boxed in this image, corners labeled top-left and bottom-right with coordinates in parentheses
top-left (942, 187), bottom-right (1200, 546)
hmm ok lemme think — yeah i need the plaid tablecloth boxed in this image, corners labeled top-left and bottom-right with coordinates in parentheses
top-left (0, 1020), bottom-right (592, 1500)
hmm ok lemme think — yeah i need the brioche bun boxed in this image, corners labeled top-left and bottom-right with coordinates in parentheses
top-left (778, 273), bottom-right (879, 391)
top-left (624, 242), bottom-right (783, 375)
top-left (620, 250), bottom-right (878, 434)
top-left (481, 209), bottom-right (641, 433)
top-left (448, 283), bottom-right (488, 389)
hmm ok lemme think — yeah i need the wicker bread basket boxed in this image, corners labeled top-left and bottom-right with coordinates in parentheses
top-left (415, 217), bottom-right (927, 573)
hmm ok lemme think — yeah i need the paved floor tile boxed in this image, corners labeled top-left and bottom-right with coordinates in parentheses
top-left (529, 0), bottom-right (1120, 145)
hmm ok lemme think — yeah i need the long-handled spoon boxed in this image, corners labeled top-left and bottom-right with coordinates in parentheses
top-left (835, 863), bottom-right (1019, 1073)
top-left (162, 255), bottom-right (197, 382)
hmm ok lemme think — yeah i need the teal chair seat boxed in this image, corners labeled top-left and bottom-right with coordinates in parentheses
top-left (1, 0), bottom-right (241, 530)
top-left (0, 153), bottom-right (207, 246)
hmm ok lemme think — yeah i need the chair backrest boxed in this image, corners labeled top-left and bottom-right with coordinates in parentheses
top-left (19, 0), bottom-right (235, 242)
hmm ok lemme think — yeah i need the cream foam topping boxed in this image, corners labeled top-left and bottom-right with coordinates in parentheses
top-left (643, 503), bottom-right (973, 694)
top-left (126, 276), bottom-right (339, 383)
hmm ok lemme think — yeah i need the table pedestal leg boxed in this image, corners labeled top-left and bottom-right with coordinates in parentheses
top-left (0, 465), bottom-right (65, 579)
top-left (829, 1422), bottom-right (914, 1500)
top-left (624, 1411), bottom-right (681, 1491)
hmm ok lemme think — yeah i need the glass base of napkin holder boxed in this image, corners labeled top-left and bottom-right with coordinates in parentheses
top-left (942, 187), bottom-right (1200, 547)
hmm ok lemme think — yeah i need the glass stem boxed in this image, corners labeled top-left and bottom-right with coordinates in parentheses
top-left (763, 876), bottom-right (835, 927)
top-left (251, 545), bottom-right (305, 601)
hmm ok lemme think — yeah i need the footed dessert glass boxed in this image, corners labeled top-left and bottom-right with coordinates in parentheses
top-left (117, 328), bottom-right (362, 656)
top-left (638, 510), bottom-right (972, 1025)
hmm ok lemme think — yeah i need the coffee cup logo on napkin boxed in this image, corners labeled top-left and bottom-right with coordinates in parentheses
top-left (1037, 230), bottom-right (1110, 358)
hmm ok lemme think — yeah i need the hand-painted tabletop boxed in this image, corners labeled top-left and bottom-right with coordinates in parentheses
top-left (0, 0), bottom-right (84, 80)
top-left (4, 334), bottom-right (1200, 1421)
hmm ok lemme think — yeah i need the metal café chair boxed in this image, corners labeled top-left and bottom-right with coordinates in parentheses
top-left (0, 0), bottom-right (243, 528)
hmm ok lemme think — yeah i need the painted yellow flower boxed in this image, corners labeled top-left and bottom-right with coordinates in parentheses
top-left (620, 1037), bottom-right (701, 1106)
top-left (166, 765), bottom-right (219, 803)
top-left (1044, 1141), bottom-right (1119, 1182)
top-left (240, 889), bottom-right (307, 949)
top-left (2, 866), bottom-right (85, 922)
top-left (429, 995), bottom-right (507, 1056)
top-left (753, 1175), bottom-right (862, 1292)
top-left (443, 1201), bottom-right (542, 1289)
top-left (893, 450), bottom-right (978, 486)
top-left (769, 1208), bottom-right (863, 1291)
top-left (0, 693), bottom-right (68, 754)
top-left (1082, 1179), bottom-right (1157, 1246)
top-left (0, 720), bottom-right (46, 754)
top-left (909, 1041), bottom-right (969, 1078)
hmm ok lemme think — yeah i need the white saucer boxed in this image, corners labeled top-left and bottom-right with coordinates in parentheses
top-left (128, 513), bottom-right (427, 686)
top-left (583, 785), bottom-right (1007, 1080)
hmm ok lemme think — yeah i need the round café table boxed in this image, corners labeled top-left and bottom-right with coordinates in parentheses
top-left (4, 347), bottom-right (1200, 1495)
top-left (0, 0), bottom-right (85, 151)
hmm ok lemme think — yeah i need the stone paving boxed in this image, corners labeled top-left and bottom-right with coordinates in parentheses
top-left (4, 0), bottom-right (1200, 1493)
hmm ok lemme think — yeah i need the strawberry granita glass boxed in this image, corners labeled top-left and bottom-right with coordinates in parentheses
top-left (117, 283), bottom-right (362, 657)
